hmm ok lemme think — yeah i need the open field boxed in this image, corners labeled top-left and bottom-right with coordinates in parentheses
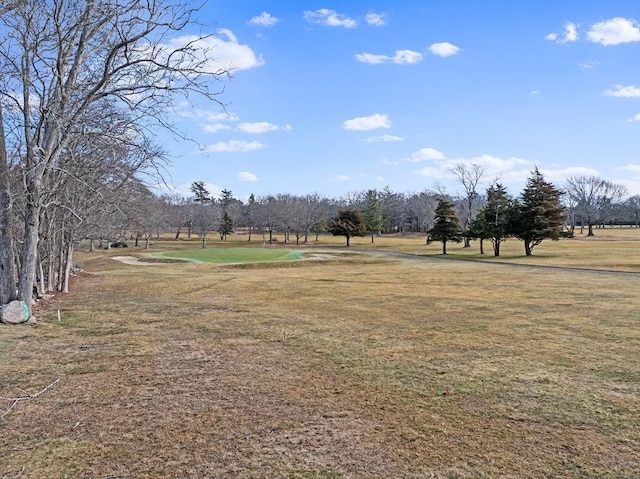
top-left (1, 232), bottom-right (639, 478)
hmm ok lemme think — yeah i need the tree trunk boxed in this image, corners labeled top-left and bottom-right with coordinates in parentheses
top-left (493, 241), bottom-right (500, 257)
top-left (0, 104), bottom-right (17, 306)
top-left (524, 241), bottom-right (532, 256)
top-left (442, 240), bottom-right (447, 255)
top-left (463, 236), bottom-right (471, 248)
top-left (346, 234), bottom-right (351, 247)
top-left (37, 252), bottom-right (46, 296)
top-left (61, 241), bottom-right (73, 294)
top-left (479, 238), bottom-right (484, 255)
top-left (587, 223), bottom-right (594, 236)
top-left (18, 191), bottom-right (42, 315)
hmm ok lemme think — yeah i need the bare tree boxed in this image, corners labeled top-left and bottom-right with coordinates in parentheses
top-left (0, 0), bottom-right (229, 312)
top-left (565, 176), bottom-right (628, 236)
top-left (451, 163), bottom-right (485, 247)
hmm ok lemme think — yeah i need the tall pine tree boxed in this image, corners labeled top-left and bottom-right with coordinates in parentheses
top-left (428, 199), bottom-right (463, 254)
top-left (513, 167), bottom-right (566, 256)
top-left (471, 183), bottom-right (513, 257)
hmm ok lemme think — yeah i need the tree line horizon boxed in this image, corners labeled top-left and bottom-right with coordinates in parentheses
top-left (181, 166), bottom-right (635, 255)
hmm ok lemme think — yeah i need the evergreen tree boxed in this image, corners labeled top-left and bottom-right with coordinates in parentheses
top-left (244, 193), bottom-right (256, 241)
top-left (472, 183), bottom-right (513, 257)
top-left (328, 208), bottom-right (366, 246)
top-left (190, 181), bottom-right (211, 204)
top-left (220, 188), bottom-right (233, 209)
top-left (428, 199), bottom-right (462, 254)
top-left (513, 167), bottom-right (566, 256)
top-left (362, 189), bottom-right (383, 243)
top-left (219, 211), bottom-right (233, 241)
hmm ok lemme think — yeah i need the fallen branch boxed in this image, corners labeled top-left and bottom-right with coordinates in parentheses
top-left (0, 466), bottom-right (25, 479)
top-left (0, 378), bottom-right (61, 423)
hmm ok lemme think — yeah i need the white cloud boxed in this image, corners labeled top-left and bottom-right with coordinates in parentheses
top-left (238, 171), bottom-right (259, 182)
top-left (615, 165), bottom-right (640, 196)
top-left (408, 147), bottom-right (446, 162)
top-left (334, 175), bottom-right (350, 181)
top-left (540, 166), bottom-right (600, 184)
top-left (163, 30), bottom-right (264, 74)
top-left (205, 140), bottom-right (265, 153)
top-left (529, 89), bottom-right (540, 95)
top-left (619, 163), bottom-right (640, 174)
top-left (412, 166), bottom-right (449, 178)
top-left (564, 22), bottom-right (579, 42)
top-left (174, 104), bottom-right (238, 122)
top-left (588, 17), bottom-right (640, 46)
top-left (236, 122), bottom-right (291, 134)
top-left (355, 49), bottom-right (423, 65)
top-left (393, 50), bottom-right (424, 64)
top-left (604, 85), bottom-right (640, 98)
top-left (428, 42), bottom-right (461, 57)
top-left (628, 113), bottom-right (640, 122)
top-left (546, 22), bottom-right (579, 44)
top-left (354, 53), bottom-right (387, 65)
top-left (203, 123), bottom-right (231, 133)
top-left (578, 60), bottom-right (600, 69)
top-left (454, 154), bottom-right (529, 175)
top-left (170, 181), bottom-right (223, 199)
top-left (363, 134), bottom-right (405, 143)
top-left (248, 12), bottom-right (279, 27)
top-left (343, 113), bottom-right (391, 131)
top-left (304, 9), bottom-right (357, 28)
top-left (365, 12), bottom-right (387, 26)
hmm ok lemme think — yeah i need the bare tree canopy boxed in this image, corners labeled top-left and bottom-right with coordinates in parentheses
top-left (565, 176), bottom-right (628, 236)
top-left (0, 0), bottom-right (230, 314)
top-left (451, 163), bottom-right (485, 247)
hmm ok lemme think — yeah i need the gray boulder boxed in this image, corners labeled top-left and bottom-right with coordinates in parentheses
top-left (1, 300), bottom-right (30, 324)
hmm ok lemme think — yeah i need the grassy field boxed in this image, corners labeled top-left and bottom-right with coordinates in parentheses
top-left (1, 230), bottom-right (639, 478)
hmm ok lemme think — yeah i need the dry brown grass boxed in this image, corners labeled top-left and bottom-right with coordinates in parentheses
top-left (1, 234), bottom-right (639, 478)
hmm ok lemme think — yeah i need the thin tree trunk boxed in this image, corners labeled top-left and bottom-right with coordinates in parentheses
top-left (61, 241), bottom-right (73, 294)
top-left (37, 251), bottom-right (46, 296)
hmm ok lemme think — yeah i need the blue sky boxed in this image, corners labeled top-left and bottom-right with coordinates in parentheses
top-left (159, 0), bottom-right (640, 201)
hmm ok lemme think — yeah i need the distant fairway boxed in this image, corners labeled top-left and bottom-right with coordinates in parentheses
top-left (155, 247), bottom-right (305, 264)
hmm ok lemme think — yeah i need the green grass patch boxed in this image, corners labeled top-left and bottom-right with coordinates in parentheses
top-left (154, 247), bottom-right (305, 264)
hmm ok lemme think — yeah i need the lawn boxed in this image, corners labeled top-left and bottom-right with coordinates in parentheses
top-left (1, 231), bottom-right (639, 478)
top-left (154, 246), bottom-right (306, 263)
